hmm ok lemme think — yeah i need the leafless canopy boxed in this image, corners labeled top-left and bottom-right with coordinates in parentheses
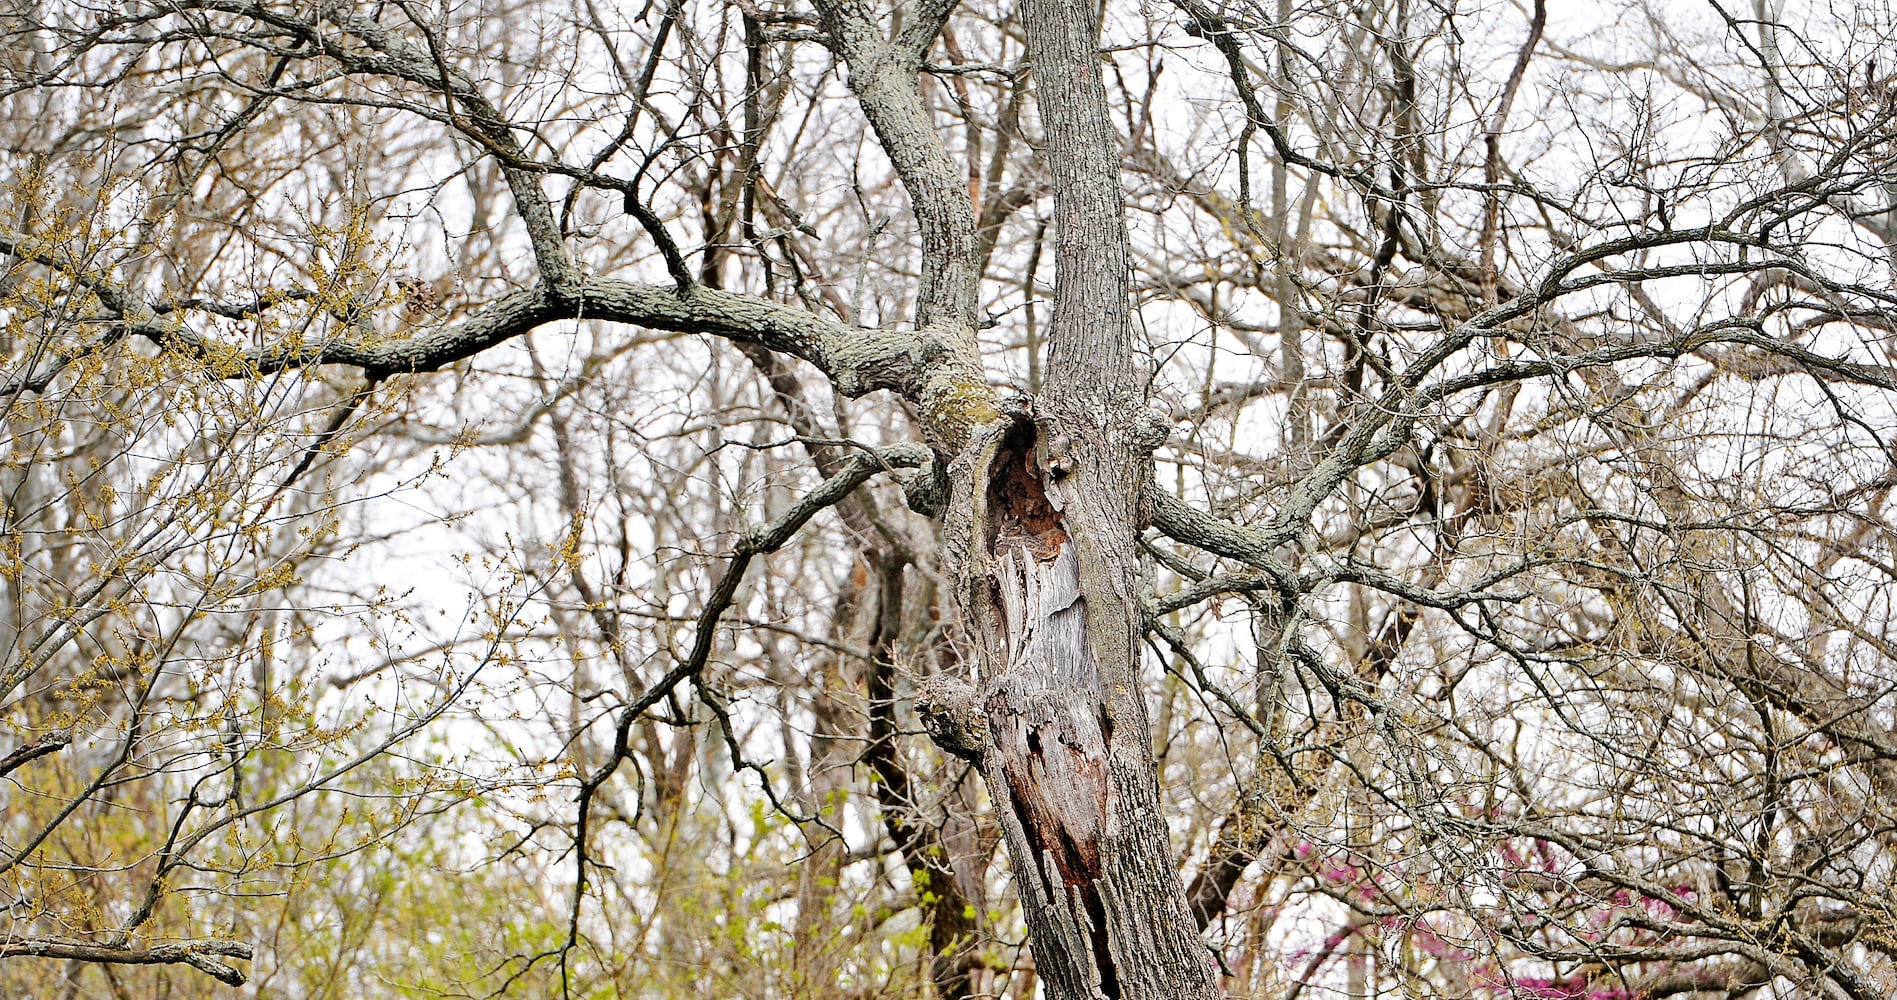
top-left (3, 1), bottom-right (1897, 998)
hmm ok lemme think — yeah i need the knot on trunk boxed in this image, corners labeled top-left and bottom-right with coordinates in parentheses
top-left (1129, 404), bottom-right (1176, 454)
top-left (915, 674), bottom-right (987, 762)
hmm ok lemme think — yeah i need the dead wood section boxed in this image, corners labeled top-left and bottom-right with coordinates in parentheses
top-left (975, 418), bottom-right (1122, 995)
top-left (969, 417), bottom-right (1119, 997)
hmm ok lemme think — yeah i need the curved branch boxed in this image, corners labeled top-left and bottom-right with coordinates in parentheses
top-left (813, 0), bottom-right (983, 335)
top-left (0, 938), bottom-right (252, 986)
top-left (0, 232), bottom-right (932, 396)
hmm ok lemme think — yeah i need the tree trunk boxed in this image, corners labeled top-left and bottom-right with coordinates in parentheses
top-left (926, 2), bottom-right (1225, 996)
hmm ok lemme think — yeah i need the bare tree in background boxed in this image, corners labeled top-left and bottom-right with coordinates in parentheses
top-left (3, 1), bottom-right (1897, 998)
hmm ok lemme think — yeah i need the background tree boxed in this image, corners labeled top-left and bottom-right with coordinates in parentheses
top-left (4, 1), bottom-right (1897, 998)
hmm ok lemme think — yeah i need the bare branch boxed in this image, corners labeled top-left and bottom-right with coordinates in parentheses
top-left (0, 938), bottom-right (252, 986)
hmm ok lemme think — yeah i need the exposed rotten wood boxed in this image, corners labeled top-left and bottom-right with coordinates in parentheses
top-left (974, 417), bottom-right (1121, 998)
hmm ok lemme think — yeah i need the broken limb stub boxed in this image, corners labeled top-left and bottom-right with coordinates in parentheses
top-left (914, 674), bottom-right (986, 762)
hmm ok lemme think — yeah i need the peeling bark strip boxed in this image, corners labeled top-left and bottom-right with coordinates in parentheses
top-left (976, 419), bottom-right (1119, 998)
top-left (951, 416), bottom-right (1220, 1000)
top-left (983, 427), bottom-right (1107, 897)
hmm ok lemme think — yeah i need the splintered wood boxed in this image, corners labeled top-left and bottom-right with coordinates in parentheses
top-left (980, 419), bottom-right (1122, 996)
